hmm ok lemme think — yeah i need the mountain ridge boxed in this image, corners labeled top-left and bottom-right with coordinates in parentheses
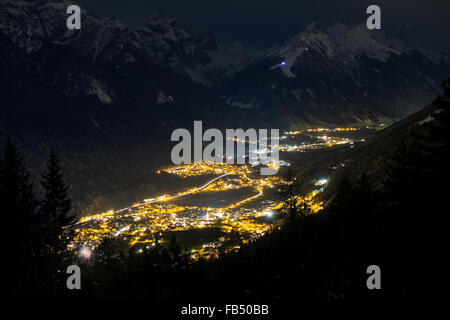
top-left (0, 0), bottom-right (253, 87)
top-left (223, 22), bottom-right (449, 128)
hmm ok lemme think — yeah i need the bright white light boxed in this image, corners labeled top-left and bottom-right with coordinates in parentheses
top-left (315, 179), bottom-right (328, 186)
top-left (264, 210), bottom-right (274, 217)
top-left (78, 246), bottom-right (92, 259)
top-left (251, 161), bottom-right (259, 167)
top-left (216, 211), bottom-right (224, 218)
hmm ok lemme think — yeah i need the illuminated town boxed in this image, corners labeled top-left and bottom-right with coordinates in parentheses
top-left (67, 127), bottom-right (361, 261)
top-left (279, 127), bottom-right (365, 152)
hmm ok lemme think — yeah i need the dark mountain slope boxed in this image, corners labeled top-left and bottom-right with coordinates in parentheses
top-left (290, 88), bottom-right (449, 195)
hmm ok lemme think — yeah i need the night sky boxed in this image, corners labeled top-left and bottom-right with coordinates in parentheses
top-left (77, 0), bottom-right (450, 50)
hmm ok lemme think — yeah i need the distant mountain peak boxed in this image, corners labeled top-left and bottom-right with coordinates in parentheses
top-left (327, 23), bottom-right (410, 62)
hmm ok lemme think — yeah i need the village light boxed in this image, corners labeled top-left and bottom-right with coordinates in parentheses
top-left (264, 210), bottom-right (273, 217)
top-left (315, 179), bottom-right (328, 186)
top-left (78, 246), bottom-right (92, 259)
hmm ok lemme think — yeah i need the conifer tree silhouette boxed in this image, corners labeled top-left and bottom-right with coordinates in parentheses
top-left (39, 150), bottom-right (73, 255)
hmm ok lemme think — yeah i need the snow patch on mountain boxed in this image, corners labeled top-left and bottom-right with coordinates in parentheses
top-left (88, 79), bottom-right (113, 104)
top-left (226, 97), bottom-right (260, 109)
top-left (133, 14), bottom-right (253, 86)
top-left (265, 23), bottom-right (357, 79)
top-left (157, 90), bottom-right (174, 104)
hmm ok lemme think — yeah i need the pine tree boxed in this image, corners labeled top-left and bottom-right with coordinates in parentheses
top-left (442, 78), bottom-right (450, 98)
top-left (0, 139), bottom-right (37, 293)
top-left (281, 168), bottom-right (300, 218)
top-left (168, 232), bottom-right (181, 265)
top-left (379, 87), bottom-right (450, 298)
top-left (39, 150), bottom-right (73, 255)
top-left (0, 140), bottom-right (36, 249)
top-left (329, 175), bottom-right (354, 213)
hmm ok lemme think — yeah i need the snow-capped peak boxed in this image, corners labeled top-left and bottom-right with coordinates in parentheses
top-left (327, 23), bottom-right (410, 62)
top-left (266, 23), bottom-right (345, 77)
top-left (0, 0), bottom-right (255, 87)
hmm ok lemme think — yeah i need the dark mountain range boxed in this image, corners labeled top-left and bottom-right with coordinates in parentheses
top-left (0, 0), bottom-right (262, 138)
top-left (0, 0), bottom-right (252, 87)
top-left (1, 0), bottom-right (448, 214)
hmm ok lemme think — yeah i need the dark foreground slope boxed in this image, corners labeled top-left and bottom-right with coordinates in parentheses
top-left (289, 86), bottom-right (448, 195)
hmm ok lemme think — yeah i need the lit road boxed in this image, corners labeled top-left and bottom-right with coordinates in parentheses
top-left (66, 169), bottom-right (241, 228)
top-left (141, 170), bottom-right (240, 204)
top-left (65, 127), bottom-right (364, 258)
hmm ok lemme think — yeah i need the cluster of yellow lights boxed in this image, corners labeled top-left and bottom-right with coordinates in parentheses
top-left (278, 138), bottom-right (351, 152)
top-left (317, 135), bottom-right (353, 146)
top-left (78, 210), bottom-right (115, 223)
top-left (279, 127), bottom-right (358, 152)
top-left (68, 161), bottom-right (324, 261)
top-left (295, 190), bottom-right (324, 214)
top-left (69, 126), bottom-right (366, 260)
top-left (267, 160), bottom-right (280, 171)
top-left (159, 162), bottom-right (247, 178)
top-left (285, 127), bottom-right (357, 135)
